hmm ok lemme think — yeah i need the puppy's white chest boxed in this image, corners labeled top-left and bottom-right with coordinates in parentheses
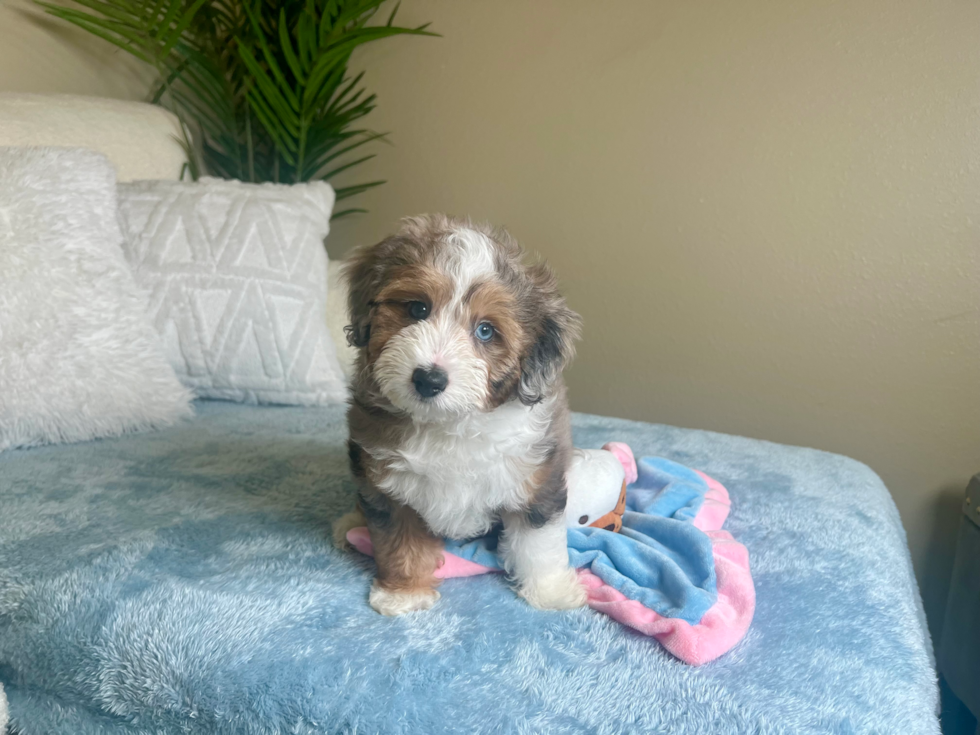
top-left (376, 403), bottom-right (549, 539)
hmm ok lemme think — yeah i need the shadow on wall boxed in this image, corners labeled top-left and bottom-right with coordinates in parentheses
top-left (923, 485), bottom-right (970, 645)
top-left (940, 676), bottom-right (978, 735)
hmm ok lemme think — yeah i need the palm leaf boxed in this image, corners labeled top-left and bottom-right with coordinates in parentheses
top-left (334, 180), bottom-right (385, 200)
top-left (39, 0), bottom-right (437, 212)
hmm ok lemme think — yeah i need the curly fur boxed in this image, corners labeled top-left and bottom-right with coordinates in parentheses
top-left (339, 215), bottom-right (586, 614)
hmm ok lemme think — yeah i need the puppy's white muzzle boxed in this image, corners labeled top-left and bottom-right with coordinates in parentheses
top-left (373, 317), bottom-right (488, 420)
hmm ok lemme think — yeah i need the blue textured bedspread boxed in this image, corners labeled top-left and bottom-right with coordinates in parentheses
top-left (0, 402), bottom-right (939, 734)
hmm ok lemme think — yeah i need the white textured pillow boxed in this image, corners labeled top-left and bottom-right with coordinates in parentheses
top-left (0, 147), bottom-right (193, 452)
top-left (326, 258), bottom-right (357, 380)
top-left (117, 178), bottom-right (346, 406)
top-left (0, 93), bottom-right (187, 182)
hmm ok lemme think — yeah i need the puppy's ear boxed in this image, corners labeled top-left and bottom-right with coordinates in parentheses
top-left (341, 240), bottom-right (387, 348)
top-left (518, 263), bottom-right (582, 406)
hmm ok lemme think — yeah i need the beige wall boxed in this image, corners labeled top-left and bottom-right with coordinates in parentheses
top-left (4, 0), bottom-right (978, 639)
top-left (328, 0), bottom-right (980, 638)
top-left (0, 0), bottom-right (152, 99)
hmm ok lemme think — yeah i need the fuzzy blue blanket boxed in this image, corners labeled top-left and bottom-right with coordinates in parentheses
top-left (0, 402), bottom-right (939, 734)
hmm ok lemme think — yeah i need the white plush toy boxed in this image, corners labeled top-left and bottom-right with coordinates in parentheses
top-left (564, 442), bottom-right (637, 533)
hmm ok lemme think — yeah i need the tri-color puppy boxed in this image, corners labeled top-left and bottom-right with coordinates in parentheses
top-left (333, 214), bottom-right (586, 616)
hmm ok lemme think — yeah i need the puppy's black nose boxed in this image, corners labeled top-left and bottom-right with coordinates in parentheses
top-left (412, 366), bottom-right (448, 398)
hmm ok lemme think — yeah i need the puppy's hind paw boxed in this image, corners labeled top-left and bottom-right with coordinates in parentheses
top-left (519, 567), bottom-right (588, 611)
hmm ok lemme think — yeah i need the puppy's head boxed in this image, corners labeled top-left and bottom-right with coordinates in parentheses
top-left (343, 214), bottom-right (580, 420)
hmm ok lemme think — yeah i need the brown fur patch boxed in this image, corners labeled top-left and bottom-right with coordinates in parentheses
top-left (362, 492), bottom-right (443, 595)
top-left (465, 281), bottom-right (529, 408)
top-left (347, 408), bottom-right (443, 596)
top-left (374, 264), bottom-right (454, 308)
top-left (522, 438), bottom-right (571, 528)
top-left (364, 265), bottom-right (454, 364)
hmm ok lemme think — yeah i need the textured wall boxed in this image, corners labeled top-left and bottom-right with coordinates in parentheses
top-left (328, 0), bottom-right (980, 638)
top-left (3, 0), bottom-right (978, 639)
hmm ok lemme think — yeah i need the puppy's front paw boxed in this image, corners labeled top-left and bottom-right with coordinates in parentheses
top-left (369, 581), bottom-right (440, 616)
top-left (519, 567), bottom-right (588, 611)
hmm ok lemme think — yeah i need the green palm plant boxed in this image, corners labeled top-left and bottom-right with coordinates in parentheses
top-left (38, 0), bottom-right (435, 217)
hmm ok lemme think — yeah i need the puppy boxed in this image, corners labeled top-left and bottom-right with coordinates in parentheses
top-left (333, 214), bottom-right (586, 616)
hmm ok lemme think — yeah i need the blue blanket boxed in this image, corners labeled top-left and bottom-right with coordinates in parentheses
top-left (0, 401), bottom-right (939, 734)
top-left (445, 457), bottom-right (719, 624)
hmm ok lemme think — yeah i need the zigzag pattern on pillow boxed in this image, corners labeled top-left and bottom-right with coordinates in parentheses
top-left (118, 178), bottom-right (346, 406)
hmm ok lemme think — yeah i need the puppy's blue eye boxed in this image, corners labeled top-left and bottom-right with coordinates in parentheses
top-left (475, 322), bottom-right (495, 342)
top-left (407, 301), bottom-right (429, 320)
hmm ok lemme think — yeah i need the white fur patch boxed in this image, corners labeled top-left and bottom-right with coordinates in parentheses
top-left (499, 514), bottom-right (587, 610)
top-left (444, 227), bottom-right (496, 304)
top-left (517, 567), bottom-right (587, 610)
top-left (373, 315), bottom-right (488, 420)
top-left (371, 399), bottom-right (554, 540)
top-left (369, 582), bottom-right (440, 616)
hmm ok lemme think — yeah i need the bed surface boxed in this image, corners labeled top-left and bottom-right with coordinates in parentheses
top-left (0, 401), bottom-right (939, 734)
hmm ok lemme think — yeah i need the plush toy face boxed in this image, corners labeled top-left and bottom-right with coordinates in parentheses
top-left (586, 481), bottom-right (627, 532)
top-left (564, 449), bottom-right (628, 532)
